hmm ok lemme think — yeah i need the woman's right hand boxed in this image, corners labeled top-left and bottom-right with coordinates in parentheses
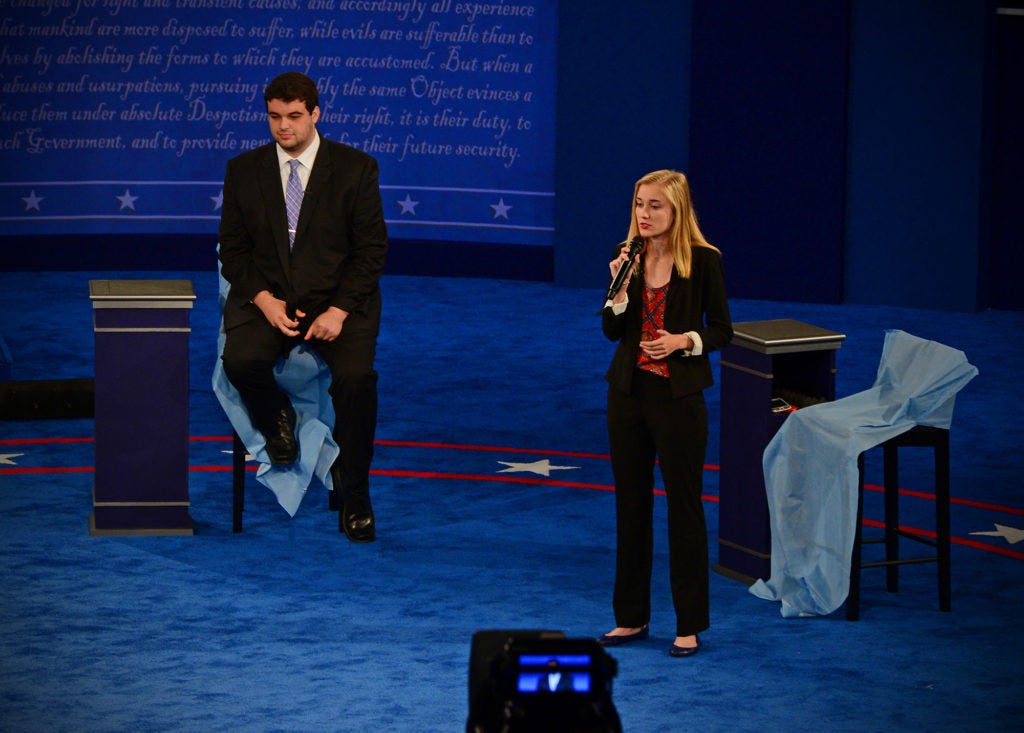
top-left (609, 248), bottom-right (636, 302)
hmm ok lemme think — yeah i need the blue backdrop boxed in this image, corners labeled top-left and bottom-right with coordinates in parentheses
top-left (0, 2), bottom-right (555, 247)
top-left (0, 1), bottom-right (1012, 311)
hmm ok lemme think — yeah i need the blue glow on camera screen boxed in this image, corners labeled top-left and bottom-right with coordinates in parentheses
top-left (517, 654), bottom-right (591, 666)
top-left (516, 654), bottom-right (593, 693)
top-left (517, 672), bottom-right (591, 694)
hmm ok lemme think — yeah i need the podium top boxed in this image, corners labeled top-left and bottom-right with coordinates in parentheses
top-left (89, 279), bottom-right (195, 309)
top-left (731, 319), bottom-right (845, 354)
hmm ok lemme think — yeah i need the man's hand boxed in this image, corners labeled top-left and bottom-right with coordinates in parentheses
top-left (305, 306), bottom-right (348, 342)
top-left (252, 290), bottom-right (302, 337)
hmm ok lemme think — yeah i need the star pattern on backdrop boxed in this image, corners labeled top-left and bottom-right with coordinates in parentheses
top-left (0, 453), bottom-right (25, 465)
top-left (970, 524), bottom-right (1024, 545)
top-left (5, 186), bottom-right (554, 235)
top-left (490, 197), bottom-right (512, 219)
top-left (496, 459), bottom-right (579, 477)
top-left (116, 189), bottom-right (139, 211)
top-left (21, 191), bottom-right (44, 212)
top-left (397, 194), bottom-right (419, 215)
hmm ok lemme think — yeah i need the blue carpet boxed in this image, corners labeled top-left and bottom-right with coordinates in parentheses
top-left (1, 270), bottom-right (1023, 732)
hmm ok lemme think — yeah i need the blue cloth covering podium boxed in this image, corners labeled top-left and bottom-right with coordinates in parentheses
top-left (750, 329), bottom-right (978, 617)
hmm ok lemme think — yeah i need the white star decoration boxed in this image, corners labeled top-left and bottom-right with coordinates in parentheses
top-left (496, 459), bottom-right (579, 477)
top-left (970, 524), bottom-right (1024, 545)
top-left (116, 189), bottom-right (139, 211)
top-left (490, 197), bottom-right (512, 219)
top-left (221, 449), bottom-right (254, 461)
top-left (21, 191), bottom-right (43, 212)
top-left (211, 189), bottom-right (223, 210)
top-left (0, 453), bottom-right (25, 465)
top-left (397, 194), bottom-right (419, 215)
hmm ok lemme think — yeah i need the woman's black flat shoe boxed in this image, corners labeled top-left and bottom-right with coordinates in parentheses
top-left (597, 625), bottom-right (649, 647)
top-left (669, 635), bottom-right (701, 657)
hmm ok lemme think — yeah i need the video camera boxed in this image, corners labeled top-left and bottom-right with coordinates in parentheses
top-left (466, 630), bottom-right (622, 733)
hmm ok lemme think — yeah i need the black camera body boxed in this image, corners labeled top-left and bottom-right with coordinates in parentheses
top-left (467, 630), bottom-right (622, 733)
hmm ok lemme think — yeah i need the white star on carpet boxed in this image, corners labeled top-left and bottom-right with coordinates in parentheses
top-left (490, 197), bottom-right (512, 219)
top-left (21, 191), bottom-right (43, 212)
top-left (0, 453), bottom-right (25, 465)
top-left (397, 194), bottom-right (419, 215)
top-left (116, 189), bottom-right (139, 211)
top-left (970, 524), bottom-right (1024, 545)
top-left (496, 459), bottom-right (579, 477)
top-left (211, 189), bottom-right (223, 210)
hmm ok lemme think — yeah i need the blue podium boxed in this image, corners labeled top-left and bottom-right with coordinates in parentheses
top-left (714, 319), bottom-right (845, 583)
top-left (89, 280), bottom-right (196, 536)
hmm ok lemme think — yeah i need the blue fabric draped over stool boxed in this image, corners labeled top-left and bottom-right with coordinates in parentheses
top-left (212, 273), bottom-right (339, 517)
top-left (749, 329), bottom-right (978, 617)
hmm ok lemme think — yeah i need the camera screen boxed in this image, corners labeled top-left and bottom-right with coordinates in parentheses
top-left (515, 654), bottom-right (593, 693)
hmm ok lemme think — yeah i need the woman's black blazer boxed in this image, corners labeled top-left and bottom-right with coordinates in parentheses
top-left (603, 244), bottom-right (733, 398)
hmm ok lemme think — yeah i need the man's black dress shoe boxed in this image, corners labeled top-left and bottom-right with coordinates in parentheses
top-left (263, 406), bottom-right (298, 465)
top-left (669, 635), bottom-right (701, 658)
top-left (596, 625), bottom-right (649, 647)
top-left (341, 494), bottom-right (375, 543)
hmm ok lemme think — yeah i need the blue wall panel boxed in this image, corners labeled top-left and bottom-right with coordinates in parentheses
top-left (989, 6), bottom-right (1024, 310)
top-left (844, 1), bottom-right (987, 311)
top-left (553, 1), bottom-right (692, 291)
top-left (688, 1), bottom-right (850, 304)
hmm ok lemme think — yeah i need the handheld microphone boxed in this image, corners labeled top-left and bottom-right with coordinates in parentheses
top-left (599, 236), bottom-right (644, 313)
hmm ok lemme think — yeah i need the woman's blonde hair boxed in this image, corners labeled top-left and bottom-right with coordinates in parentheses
top-left (627, 169), bottom-right (718, 279)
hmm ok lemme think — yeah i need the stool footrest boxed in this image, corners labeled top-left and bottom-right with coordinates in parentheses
top-left (861, 555), bottom-right (940, 569)
top-left (896, 530), bottom-right (938, 549)
top-left (863, 531), bottom-right (937, 550)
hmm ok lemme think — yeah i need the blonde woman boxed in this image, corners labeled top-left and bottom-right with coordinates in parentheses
top-left (598, 169), bottom-right (733, 657)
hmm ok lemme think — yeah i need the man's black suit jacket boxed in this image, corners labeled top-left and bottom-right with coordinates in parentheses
top-left (218, 136), bottom-right (388, 334)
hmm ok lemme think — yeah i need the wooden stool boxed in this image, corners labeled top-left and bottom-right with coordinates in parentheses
top-left (847, 425), bottom-right (951, 621)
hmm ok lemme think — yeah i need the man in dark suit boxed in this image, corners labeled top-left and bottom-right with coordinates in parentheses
top-left (218, 72), bottom-right (388, 543)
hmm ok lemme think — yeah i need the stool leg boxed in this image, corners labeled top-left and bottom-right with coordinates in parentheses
top-left (935, 433), bottom-right (951, 612)
top-left (232, 431), bottom-right (246, 533)
top-left (883, 442), bottom-right (900, 593)
top-left (847, 453), bottom-right (866, 621)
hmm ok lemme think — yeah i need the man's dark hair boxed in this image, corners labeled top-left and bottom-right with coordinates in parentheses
top-left (264, 72), bottom-right (319, 113)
